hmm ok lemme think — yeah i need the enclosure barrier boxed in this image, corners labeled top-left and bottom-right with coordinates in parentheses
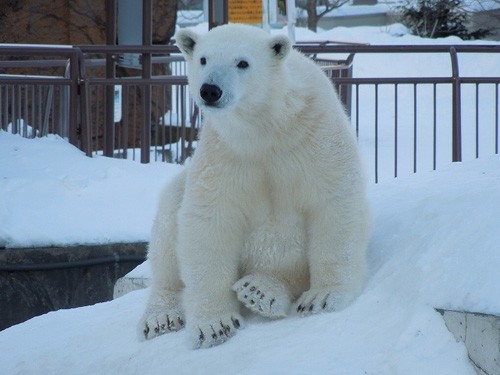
top-left (1, 43), bottom-right (499, 182)
top-left (79, 45), bottom-right (198, 164)
top-left (0, 45), bottom-right (82, 146)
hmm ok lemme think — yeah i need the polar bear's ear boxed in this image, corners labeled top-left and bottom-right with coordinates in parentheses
top-left (175, 29), bottom-right (199, 59)
top-left (269, 35), bottom-right (291, 61)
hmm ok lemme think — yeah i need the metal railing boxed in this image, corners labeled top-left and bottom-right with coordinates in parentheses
top-left (0, 45), bottom-right (82, 146)
top-left (1, 43), bottom-right (499, 182)
top-left (298, 44), bottom-right (500, 181)
top-left (78, 45), bottom-right (199, 164)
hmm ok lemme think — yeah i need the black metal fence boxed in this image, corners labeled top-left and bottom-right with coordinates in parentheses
top-left (1, 43), bottom-right (499, 182)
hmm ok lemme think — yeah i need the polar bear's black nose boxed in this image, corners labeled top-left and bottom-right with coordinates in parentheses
top-left (200, 84), bottom-right (222, 104)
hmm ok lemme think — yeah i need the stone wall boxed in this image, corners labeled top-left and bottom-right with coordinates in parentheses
top-left (0, 0), bottom-right (179, 151)
top-left (0, 0), bottom-right (177, 45)
top-left (0, 0), bottom-right (104, 44)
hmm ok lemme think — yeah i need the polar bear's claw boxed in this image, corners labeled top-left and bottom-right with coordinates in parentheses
top-left (139, 292), bottom-right (185, 340)
top-left (233, 275), bottom-right (291, 318)
top-left (295, 289), bottom-right (354, 317)
top-left (192, 315), bottom-right (243, 349)
top-left (141, 310), bottom-right (185, 340)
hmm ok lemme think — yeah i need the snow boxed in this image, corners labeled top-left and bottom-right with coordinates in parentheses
top-left (0, 133), bottom-right (182, 248)
top-left (317, 2), bottom-right (390, 17)
top-left (2, 153), bottom-right (499, 374)
top-left (1, 24), bottom-right (499, 374)
top-left (177, 10), bottom-right (204, 27)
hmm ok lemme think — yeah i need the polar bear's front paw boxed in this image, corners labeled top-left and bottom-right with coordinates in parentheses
top-left (141, 309), bottom-right (185, 340)
top-left (233, 274), bottom-right (291, 318)
top-left (295, 288), bottom-right (354, 317)
top-left (191, 314), bottom-right (243, 349)
top-left (138, 293), bottom-right (185, 340)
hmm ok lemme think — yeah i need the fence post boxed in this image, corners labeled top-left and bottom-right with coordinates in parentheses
top-left (140, 0), bottom-right (152, 164)
top-left (104, 0), bottom-right (117, 158)
top-left (450, 47), bottom-right (462, 162)
top-left (68, 49), bottom-right (80, 147)
top-left (76, 47), bottom-right (92, 157)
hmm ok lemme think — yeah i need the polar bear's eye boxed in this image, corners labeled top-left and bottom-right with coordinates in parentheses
top-left (237, 60), bottom-right (249, 69)
top-left (200, 57), bottom-right (206, 65)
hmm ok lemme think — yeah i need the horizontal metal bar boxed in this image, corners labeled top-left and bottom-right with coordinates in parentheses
top-left (0, 56), bottom-right (184, 70)
top-left (83, 55), bottom-right (184, 68)
top-left (459, 77), bottom-right (500, 84)
top-left (2, 44), bottom-right (499, 59)
top-left (331, 77), bottom-right (456, 84)
top-left (0, 75), bottom-right (73, 85)
top-left (330, 77), bottom-right (500, 84)
top-left (3, 71), bottom-right (498, 87)
top-left (85, 76), bottom-right (188, 85)
top-left (0, 45), bottom-right (79, 56)
top-left (0, 60), bottom-right (69, 68)
top-left (78, 44), bottom-right (500, 55)
top-left (295, 44), bottom-right (500, 54)
top-left (79, 44), bottom-right (180, 54)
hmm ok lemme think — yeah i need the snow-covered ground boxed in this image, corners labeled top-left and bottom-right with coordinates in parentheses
top-left (0, 133), bottom-right (182, 248)
top-left (1, 137), bottom-right (498, 374)
top-left (0, 24), bottom-right (499, 374)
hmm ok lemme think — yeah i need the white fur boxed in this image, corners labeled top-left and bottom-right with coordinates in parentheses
top-left (138, 24), bottom-right (371, 349)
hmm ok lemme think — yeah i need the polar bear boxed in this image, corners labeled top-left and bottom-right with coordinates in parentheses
top-left (138, 24), bottom-right (371, 349)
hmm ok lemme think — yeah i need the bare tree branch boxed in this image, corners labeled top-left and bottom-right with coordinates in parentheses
top-left (317, 0), bottom-right (350, 18)
top-left (298, 0), bottom-right (351, 32)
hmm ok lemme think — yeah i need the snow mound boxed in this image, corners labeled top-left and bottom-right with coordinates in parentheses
top-left (0, 131), bottom-right (182, 248)
top-left (1, 155), bottom-right (498, 374)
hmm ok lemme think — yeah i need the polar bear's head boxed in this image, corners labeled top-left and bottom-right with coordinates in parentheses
top-left (175, 24), bottom-right (291, 115)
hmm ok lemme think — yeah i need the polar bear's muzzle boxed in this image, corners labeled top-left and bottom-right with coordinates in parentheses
top-left (200, 83), bottom-right (223, 107)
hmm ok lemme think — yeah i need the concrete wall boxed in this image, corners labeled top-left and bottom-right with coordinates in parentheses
top-left (438, 309), bottom-right (500, 375)
top-left (0, 243), bottom-right (147, 331)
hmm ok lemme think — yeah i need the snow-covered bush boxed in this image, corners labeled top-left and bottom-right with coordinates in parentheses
top-left (395, 0), bottom-right (490, 40)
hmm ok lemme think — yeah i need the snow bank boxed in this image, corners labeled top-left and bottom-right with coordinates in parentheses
top-left (0, 132), bottom-right (182, 248)
top-left (2, 154), bottom-right (499, 374)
